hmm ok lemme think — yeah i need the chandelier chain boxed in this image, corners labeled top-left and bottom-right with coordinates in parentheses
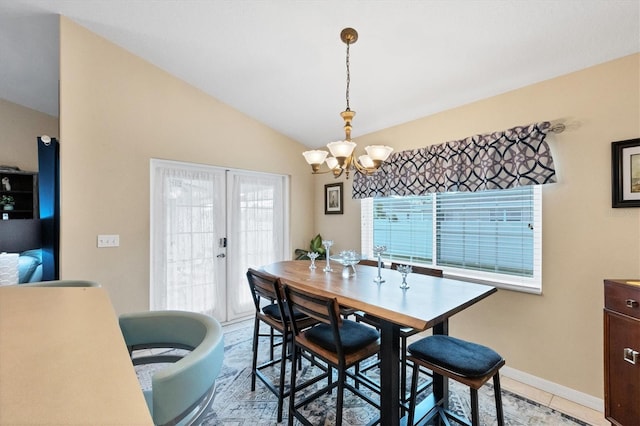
top-left (345, 40), bottom-right (351, 111)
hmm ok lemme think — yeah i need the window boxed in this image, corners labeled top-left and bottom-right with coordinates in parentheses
top-left (362, 186), bottom-right (542, 293)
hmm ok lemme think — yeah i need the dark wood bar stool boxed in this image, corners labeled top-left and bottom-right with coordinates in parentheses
top-left (246, 268), bottom-right (317, 423)
top-left (390, 263), bottom-right (444, 278)
top-left (283, 282), bottom-right (381, 426)
top-left (407, 335), bottom-right (505, 426)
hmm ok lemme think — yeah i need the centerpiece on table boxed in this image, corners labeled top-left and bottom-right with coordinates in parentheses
top-left (331, 250), bottom-right (361, 278)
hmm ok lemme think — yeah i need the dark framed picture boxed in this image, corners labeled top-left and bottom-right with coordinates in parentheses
top-left (324, 182), bottom-right (343, 214)
top-left (612, 138), bottom-right (640, 208)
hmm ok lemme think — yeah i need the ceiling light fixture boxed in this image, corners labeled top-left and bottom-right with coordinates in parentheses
top-left (302, 28), bottom-right (393, 179)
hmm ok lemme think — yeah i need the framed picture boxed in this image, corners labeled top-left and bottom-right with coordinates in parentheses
top-left (324, 182), bottom-right (343, 214)
top-left (612, 138), bottom-right (640, 208)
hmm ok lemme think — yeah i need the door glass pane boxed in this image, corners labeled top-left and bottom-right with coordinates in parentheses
top-left (150, 161), bottom-right (225, 318)
top-left (227, 171), bottom-right (287, 320)
top-left (151, 161), bottom-right (288, 322)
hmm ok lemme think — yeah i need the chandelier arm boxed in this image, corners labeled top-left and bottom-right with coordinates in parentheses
top-left (311, 168), bottom-right (335, 175)
top-left (310, 165), bottom-right (345, 178)
top-left (349, 154), bottom-right (378, 175)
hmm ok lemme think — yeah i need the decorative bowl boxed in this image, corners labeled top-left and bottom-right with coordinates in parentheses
top-left (330, 250), bottom-right (361, 278)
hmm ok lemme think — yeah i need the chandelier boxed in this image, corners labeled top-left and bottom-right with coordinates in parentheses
top-left (302, 28), bottom-right (393, 179)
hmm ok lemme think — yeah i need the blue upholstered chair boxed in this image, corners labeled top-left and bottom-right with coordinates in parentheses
top-left (18, 279), bottom-right (101, 287)
top-left (119, 310), bottom-right (224, 426)
top-left (18, 249), bottom-right (43, 283)
top-left (407, 335), bottom-right (505, 426)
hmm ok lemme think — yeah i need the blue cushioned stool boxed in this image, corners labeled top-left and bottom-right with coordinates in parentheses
top-left (407, 335), bottom-right (505, 426)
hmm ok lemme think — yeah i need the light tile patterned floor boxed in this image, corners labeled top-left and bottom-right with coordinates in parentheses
top-left (219, 319), bottom-right (608, 425)
top-left (404, 329), bottom-right (608, 426)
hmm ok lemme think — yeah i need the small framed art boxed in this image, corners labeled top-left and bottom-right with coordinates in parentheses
top-left (612, 138), bottom-right (640, 208)
top-left (325, 182), bottom-right (343, 214)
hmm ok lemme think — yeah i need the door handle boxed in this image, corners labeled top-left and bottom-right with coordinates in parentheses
top-left (217, 253), bottom-right (226, 258)
top-left (624, 348), bottom-right (639, 365)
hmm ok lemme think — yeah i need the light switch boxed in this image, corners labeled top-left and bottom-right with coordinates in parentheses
top-left (97, 234), bottom-right (120, 248)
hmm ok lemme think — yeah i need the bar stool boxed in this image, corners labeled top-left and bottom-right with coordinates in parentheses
top-left (283, 282), bottom-right (381, 426)
top-left (246, 268), bottom-right (317, 423)
top-left (407, 335), bottom-right (505, 426)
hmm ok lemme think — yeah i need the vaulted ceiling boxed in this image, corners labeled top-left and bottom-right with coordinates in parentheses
top-left (0, 0), bottom-right (638, 147)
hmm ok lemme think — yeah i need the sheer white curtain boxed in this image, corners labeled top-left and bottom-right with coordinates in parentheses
top-left (150, 160), bottom-right (225, 316)
top-left (226, 171), bottom-right (288, 318)
top-left (151, 160), bottom-right (289, 321)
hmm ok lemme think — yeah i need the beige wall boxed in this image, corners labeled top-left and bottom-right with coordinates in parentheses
top-left (58, 17), bottom-right (314, 315)
top-left (0, 98), bottom-right (58, 171)
top-left (315, 54), bottom-right (640, 400)
top-left (52, 13), bottom-right (640, 403)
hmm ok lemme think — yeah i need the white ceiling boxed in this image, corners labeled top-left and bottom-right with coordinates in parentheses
top-left (0, 0), bottom-right (638, 148)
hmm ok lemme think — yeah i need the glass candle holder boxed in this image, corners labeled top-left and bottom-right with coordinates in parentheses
top-left (372, 245), bottom-right (386, 284)
top-left (396, 264), bottom-right (412, 290)
top-left (306, 252), bottom-right (319, 270)
top-left (322, 240), bottom-right (334, 272)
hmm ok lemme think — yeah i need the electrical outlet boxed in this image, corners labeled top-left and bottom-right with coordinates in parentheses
top-left (97, 234), bottom-right (120, 248)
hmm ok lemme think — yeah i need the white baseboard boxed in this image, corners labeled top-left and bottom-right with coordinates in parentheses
top-left (221, 316), bottom-right (253, 332)
top-left (501, 366), bottom-right (604, 413)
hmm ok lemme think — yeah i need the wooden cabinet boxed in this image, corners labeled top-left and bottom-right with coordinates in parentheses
top-left (0, 169), bottom-right (38, 220)
top-left (604, 279), bottom-right (640, 426)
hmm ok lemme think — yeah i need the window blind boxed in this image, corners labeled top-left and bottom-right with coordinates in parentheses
top-left (364, 185), bottom-right (542, 292)
top-left (372, 195), bottom-right (434, 264)
top-left (436, 187), bottom-right (536, 276)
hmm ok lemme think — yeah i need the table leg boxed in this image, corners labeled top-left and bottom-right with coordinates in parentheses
top-left (401, 319), bottom-right (451, 425)
top-left (379, 320), bottom-right (401, 426)
top-left (433, 320), bottom-right (449, 410)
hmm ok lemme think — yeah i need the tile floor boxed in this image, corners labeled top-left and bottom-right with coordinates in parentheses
top-left (499, 376), bottom-right (608, 426)
top-left (400, 329), bottom-right (609, 426)
top-left (223, 319), bottom-right (609, 426)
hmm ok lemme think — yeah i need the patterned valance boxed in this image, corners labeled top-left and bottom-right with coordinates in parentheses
top-left (352, 122), bottom-right (556, 199)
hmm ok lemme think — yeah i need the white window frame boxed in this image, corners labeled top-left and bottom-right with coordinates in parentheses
top-left (361, 186), bottom-right (542, 294)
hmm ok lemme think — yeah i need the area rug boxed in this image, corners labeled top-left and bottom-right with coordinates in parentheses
top-left (135, 321), bottom-right (590, 425)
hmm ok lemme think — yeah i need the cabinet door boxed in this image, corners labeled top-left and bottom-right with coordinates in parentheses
top-left (605, 310), bottom-right (640, 425)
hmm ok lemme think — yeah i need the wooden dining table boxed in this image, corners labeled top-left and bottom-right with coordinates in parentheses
top-left (263, 260), bottom-right (497, 426)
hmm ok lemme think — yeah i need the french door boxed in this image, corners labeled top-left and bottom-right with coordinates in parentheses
top-left (150, 159), bottom-right (289, 323)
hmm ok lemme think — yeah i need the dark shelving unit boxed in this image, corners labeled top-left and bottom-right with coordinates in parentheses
top-left (0, 169), bottom-right (39, 220)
